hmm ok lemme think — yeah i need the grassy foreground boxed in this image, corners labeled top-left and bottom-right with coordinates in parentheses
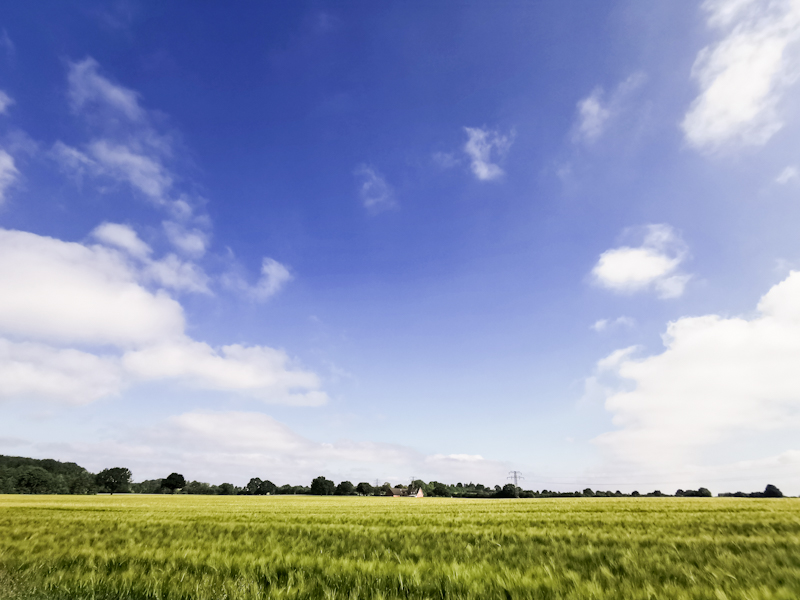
top-left (0, 495), bottom-right (798, 599)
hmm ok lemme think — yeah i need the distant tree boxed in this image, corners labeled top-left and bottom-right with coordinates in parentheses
top-left (310, 476), bottom-right (335, 496)
top-left (16, 466), bottom-right (55, 494)
top-left (95, 467), bottom-right (132, 494)
top-left (355, 482), bottom-right (373, 496)
top-left (583, 488), bottom-right (595, 497)
top-left (218, 483), bottom-right (236, 495)
top-left (258, 480), bottom-right (277, 495)
top-left (379, 483), bottom-right (392, 496)
top-left (68, 471), bottom-right (97, 494)
top-left (498, 483), bottom-right (518, 498)
top-left (184, 481), bottom-right (215, 495)
top-left (764, 484), bottom-right (783, 498)
top-left (631, 491), bottom-right (640, 497)
top-left (335, 481), bottom-right (355, 495)
top-left (697, 487), bottom-right (712, 497)
top-left (246, 477), bottom-right (263, 495)
top-left (162, 473), bottom-right (186, 493)
top-left (430, 482), bottom-right (451, 497)
top-left (131, 479), bottom-right (163, 494)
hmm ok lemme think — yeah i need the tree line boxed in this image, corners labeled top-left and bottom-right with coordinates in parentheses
top-left (0, 455), bottom-right (785, 498)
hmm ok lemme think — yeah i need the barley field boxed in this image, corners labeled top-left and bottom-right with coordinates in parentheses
top-left (0, 495), bottom-right (798, 600)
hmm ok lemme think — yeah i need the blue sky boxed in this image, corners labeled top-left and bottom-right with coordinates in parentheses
top-left (2, 0), bottom-right (800, 494)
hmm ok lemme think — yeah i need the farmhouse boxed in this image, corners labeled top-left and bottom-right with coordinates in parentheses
top-left (389, 486), bottom-right (424, 498)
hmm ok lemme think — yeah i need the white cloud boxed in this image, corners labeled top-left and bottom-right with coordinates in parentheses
top-left (0, 149), bottom-right (17, 205)
top-left (682, 0), bottom-right (800, 150)
top-left (67, 57), bottom-right (144, 121)
top-left (593, 270), bottom-right (800, 470)
top-left (144, 254), bottom-right (210, 294)
top-left (0, 228), bottom-right (184, 347)
top-left (463, 127), bottom-right (513, 181)
top-left (123, 341), bottom-right (325, 405)
top-left (572, 74), bottom-right (645, 144)
top-left (88, 140), bottom-right (173, 202)
top-left (354, 164), bottom-right (394, 212)
top-left (432, 151), bottom-right (460, 169)
top-left (221, 257), bottom-right (293, 301)
top-left (776, 164), bottom-right (799, 183)
top-left (134, 410), bottom-right (506, 484)
top-left (162, 221), bottom-right (208, 257)
top-left (592, 224), bottom-right (691, 298)
top-left (574, 88), bottom-right (611, 143)
top-left (92, 222), bottom-right (151, 259)
top-left (91, 222), bottom-right (210, 294)
top-left (0, 90), bottom-right (13, 114)
top-left (0, 228), bottom-right (320, 405)
top-left (591, 316), bottom-right (636, 332)
top-left (253, 258), bottom-right (292, 300)
top-left (0, 339), bottom-right (123, 405)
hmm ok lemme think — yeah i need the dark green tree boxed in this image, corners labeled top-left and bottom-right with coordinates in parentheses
top-left (258, 479), bottom-right (277, 495)
top-left (355, 482), bottom-right (374, 496)
top-left (310, 476), bottom-right (335, 495)
top-left (764, 484), bottom-right (783, 498)
top-left (95, 467), bottom-right (132, 494)
top-left (218, 483), bottom-right (236, 495)
top-left (16, 466), bottom-right (55, 494)
top-left (429, 481), bottom-right (451, 497)
top-left (335, 480), bottom-right (355, 495)
top-left (162, 473), bottom-right (186, 493)
top-left (68, 471), bottom-right (97, 494)
top-left (246, 477), bottom-right (263, 495)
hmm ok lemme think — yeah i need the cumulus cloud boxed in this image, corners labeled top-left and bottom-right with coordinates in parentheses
top-left (463, 127), bottom-right (513, 181)
top-left (593, 270), bottom-right (800, 479)
top-left (0, 149), bottom-right (18, 205)
top-left (0, 228), bottom-right (322, 405)
top-left (0, 90), bottom-right (13, 114)
top-left (682, 0), bottom-right (800, 151)
top-left (0, 339), bottom-right (123, 405)
top-left (124, 341), bottom-right (324, 405)
top-left (592, 224), bottom-right (691, 298)
top-left (573, 73), bottom-right (645, 144)
top-left (354, 164), bottom-right (394, 212)
top-left (66, 410), bottom-right (509, 485)
top-left (162, 221), bottom-right (208, 258)
top-left (0, 228), bottom-right (184, 347)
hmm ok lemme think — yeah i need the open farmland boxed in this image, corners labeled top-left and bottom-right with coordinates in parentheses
top-left (0, 495), bottom-right (799, 600)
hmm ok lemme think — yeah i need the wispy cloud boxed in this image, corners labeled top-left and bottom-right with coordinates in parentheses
top-left (0, 90), bottom-right (13, 115)
top-left (0, 149), bottom-right (18, 205)
top-left (592, 224), bottom-right (691, 299)
top-left (776, 165), bottom-right (799, 184)
top-left (463, 127), bottom-right (513, 181)
top-left (591, 316), bottom-right (635, 333)
top-left (67, 57), bottom-right (144, 121)
top-left (221, 256), bottom-right (293, 302)
top-left (572, 73), bottom-right (645, 144)
top-left (682, 0), bottom-right (800, 151)
top-left (354, 164), bottom-right (395, 212)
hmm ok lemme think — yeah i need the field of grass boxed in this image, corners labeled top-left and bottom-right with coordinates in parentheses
top-left (0, 495), bottom-right (799, 599)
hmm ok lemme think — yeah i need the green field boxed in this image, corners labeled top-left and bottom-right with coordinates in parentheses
top-left (1, 495), bottom-right (799, 599)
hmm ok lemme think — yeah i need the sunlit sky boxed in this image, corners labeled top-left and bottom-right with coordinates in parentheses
top-left (2, 0), bottom-right (800, 494)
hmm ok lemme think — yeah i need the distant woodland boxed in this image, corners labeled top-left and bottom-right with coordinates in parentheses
top-left (0, 455), bottom-right (785, 498)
